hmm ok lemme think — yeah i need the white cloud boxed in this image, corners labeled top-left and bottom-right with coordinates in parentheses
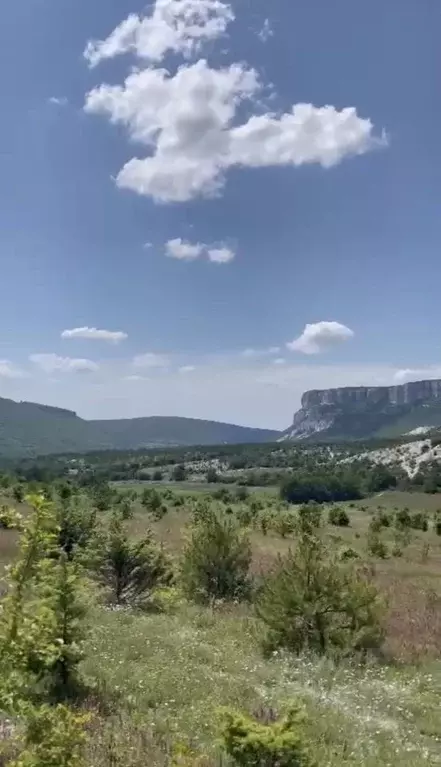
top-left (61, 326), bottom-right (128, 344)
top-left (85, 55), bottom-right (384, 203)
top-left (124, 374), bottom-right (149, 382)
top-left (133, 352), bottom-right (170, 369)
top-left (393, 368), bottom-right (441, 384)
top-left (29, 354), bottom-right (99, 374)
top-left (84, 0), bottom-right (234, 67)
top-left (48, 96), bottom-right (68, 107)
top-left (165, 238), bottom-right (205, 260)
top-left (241, 347), bottom-right (281, 358)
top-left (273, 358), bottom-right (286, 365)
top-left (207, 246), bottom-right (234, 263)
top-left (258, 18), bottom-right (273, 42)
top-left (287, 321), bottom-right (354, 355)
top-left (179, 365), bottom-right (196, 374)
top-left (143, 241), bottom-right (154, 249)
top-left (165, 238), bottom-right (235, 263)
top-left (0, 360), bottom-right (25, 379)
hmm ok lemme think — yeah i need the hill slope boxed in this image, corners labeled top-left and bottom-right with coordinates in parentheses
top-left (0, 397), bottom-right (279, 457)
top-left (284, 379), bottom-right (441, 441)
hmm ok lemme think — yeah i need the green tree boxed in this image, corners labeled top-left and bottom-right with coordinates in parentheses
top-left (172, 464), bottom-right (187, 482)
top-left (256, 524), bottom-right (383, 656)
top-left (90, 515), bottom-right (172, 607)
top-left (181, 509), bottom-right (251, 603)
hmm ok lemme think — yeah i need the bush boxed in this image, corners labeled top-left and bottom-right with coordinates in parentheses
top-left (410, 511), bottom-right (428, 531)
top-left (297, 503), bottom-right (322, 531)
top-left (367, 530), bottom-right (388, 559)
top-left (220, 707), bottom-right (313, 767)
top-left (256, 527), bottom-right (383, 656)
top-left (152, 470), bottom-right (163, 482)
top-left (328, 507), bottom-right (350, 527)
top-left (181, 509), bottom-right (251, 603)
top-left (395, 508), bottom-right (412, 529)
top-left (435, 513), bottom-right (441, 536)
top-left (206, 468), bottom-right (219, 483)
top-left (235, 487), bottom-right (249, 502)
top-left (90, 515), bottom-right (172, 607)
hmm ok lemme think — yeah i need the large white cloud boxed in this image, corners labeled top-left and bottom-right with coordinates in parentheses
top-left (85, 53), bottom-right (384, 203)
top-left (29, 354), bottom-right (99, 374)
top-left (84, 0), bottom-right (234, 67)
top-left (61, 326), bottom-right (128, 343)
top-left (165, 238), bottom-right (234, 263)
top-left (287, 321), bottom-right (354, 355)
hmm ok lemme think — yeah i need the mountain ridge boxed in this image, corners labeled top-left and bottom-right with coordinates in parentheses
top-left (0, 396), bottom-right (280, 457)
top-left (284, 378), bottom-right (441, 441)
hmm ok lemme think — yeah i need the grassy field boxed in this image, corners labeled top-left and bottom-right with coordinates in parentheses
top-left (2, 487), bottom-right (441, 765)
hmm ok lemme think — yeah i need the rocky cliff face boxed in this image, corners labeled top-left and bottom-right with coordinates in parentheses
top-left (284, 379), bottom-right (441, 441)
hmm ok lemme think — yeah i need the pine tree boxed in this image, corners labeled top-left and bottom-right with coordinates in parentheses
top-left (90, 514), bottom-right (172, 607)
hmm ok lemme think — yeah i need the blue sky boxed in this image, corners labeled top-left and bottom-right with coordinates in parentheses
top-left (0, 0), bottom-right (439, 428)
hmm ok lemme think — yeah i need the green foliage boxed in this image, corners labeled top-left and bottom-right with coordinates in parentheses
top-left (297, 503), bottom-right (322, 532)
top-left (13, 484), bottom-right (25, 503)
top-left (280, 472), bottom-right (362, 505)
top-left (56, 495), bottom-right (96, 560)
top-left (172, 464), bottom-right (187, 482)
top-left (206, 467), bottom-right (219, 483)
top-left (395, 508), bottom-right (412, 529)
top-left (220, 707), bottom-right (313, 767)
top-left (328, 507), bottom-right (350, 527)
top-left (367, 520), bottom-right (388, 559)
top-left (0, 503), bottom-right (22, 529)
top-left (90, 514), bottom-right (172, 607)
top-left (256, 526), bottom-right (383, 656)
top-left (181, 509), bottom-right (252, 603)
top-left (410, 511), bottom-right (428, 531)
top-left (11, 703), bottom-right (89, 767)
top-left (434, 513), bottom-right (441, 536)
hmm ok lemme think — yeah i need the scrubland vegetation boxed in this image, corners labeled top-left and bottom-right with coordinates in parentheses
top-left (0, 444), bottom-right (441, 764)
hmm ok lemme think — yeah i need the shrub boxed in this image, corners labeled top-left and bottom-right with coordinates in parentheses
top-left (395, 508), bottom-right (412, 529)
top-left (11, 703), bottom-right (89, 767)
top-left (220, 707), bottom-right (313, 767)
top-left (235, 487), bottom-right (249, 502)
top-left (90, 515), bottom-right (172, 607)
top-left (206, 468), bottom-right (219, 483)
top-left (328, 507), bottom-right (350, 527)
top-left (367, 530), bottom-right (388, 559)
top-left (434, 513), bottom-right (441, 536)
top-left (181, 509), bottom-right (251, 603)
top-left (172, 465), bottom-right (187, 482)
top-left (410, 511), bottom-right (428, 531)
top-left (297, 503), bottom-right (322, 531)
top-left (256, 527), bottom-right (383, 656)
top-left (13, 484), bottom-right (25, 503)
top-left (152, 470), bottom-right (163, 482)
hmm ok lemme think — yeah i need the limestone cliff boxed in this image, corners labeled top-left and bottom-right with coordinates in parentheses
top-left (284, 379), bottom-right (441, 441)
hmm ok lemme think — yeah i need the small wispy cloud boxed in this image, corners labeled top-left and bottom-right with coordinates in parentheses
top-left (61, 326), bottom-right (128, 344)
top-left (257, 18), bottom-right (273, 42)
top-left (30, 353), bottom-right (99, 374)
top-left (0, 360), bottom-right (26, 379)
top-left (48, 96), bottom-right (68, 107)
top-left (133, 352), bottom-right (170, 369)
top-left (165, 238), bottom-right (235, 264)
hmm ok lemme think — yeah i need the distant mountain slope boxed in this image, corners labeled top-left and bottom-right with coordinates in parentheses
top-left (283, 379), bottom-right (441, 442)
top-left (0, 397), bottom-right (279, 457)
top-left (93, 416), bottom-right (278, 450)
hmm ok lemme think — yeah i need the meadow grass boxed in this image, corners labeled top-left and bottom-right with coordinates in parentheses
top-left (3, 487), bottom-right (441, 764)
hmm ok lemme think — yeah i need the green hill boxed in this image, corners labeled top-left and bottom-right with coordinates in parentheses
top-left (0, 397), bottom-right (279, 457)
